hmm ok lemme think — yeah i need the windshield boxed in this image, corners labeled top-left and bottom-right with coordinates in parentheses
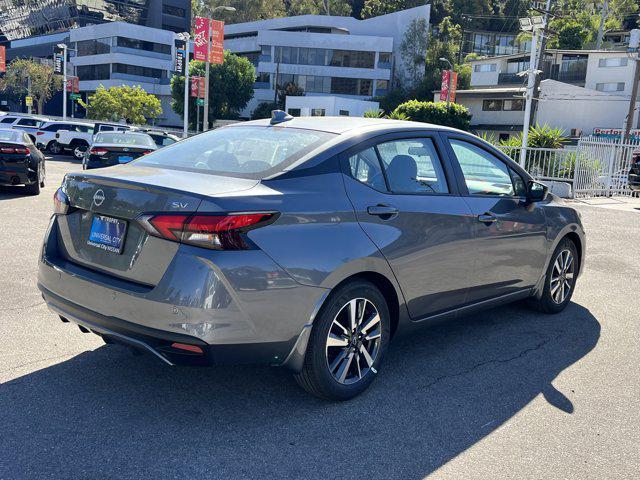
top-left (0, 130), bottom-right (18, 142)
top-left (135, 126), bottom-right (335, 178)
top-left (94, 133), bottom-right (155, 147)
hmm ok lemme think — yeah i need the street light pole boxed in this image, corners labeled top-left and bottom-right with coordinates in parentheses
top-left (61, 44), bottom-right (67, 120)
top-left (177, 32), bottom-right (190, 138)
top-left (202, 5), bottom-right (235, 132)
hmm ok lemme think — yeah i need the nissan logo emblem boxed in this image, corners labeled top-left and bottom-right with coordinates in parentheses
top-left (93, 189), bottom-right (105, 207)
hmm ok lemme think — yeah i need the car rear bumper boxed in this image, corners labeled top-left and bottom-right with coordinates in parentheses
top-left (37, 215), bottom-right (329, 368)
top-left (0, 166), bottom-right (37, 186)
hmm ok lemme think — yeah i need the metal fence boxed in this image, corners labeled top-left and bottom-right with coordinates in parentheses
top-left (497, 146), bottom-right (577, 182)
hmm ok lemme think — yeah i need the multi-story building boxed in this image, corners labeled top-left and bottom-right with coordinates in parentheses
top-left (442, 49), bottom-right (638, 140)
top-left (0, 0), bottom-right (191, 42)
top-left (224, 6), bottom-right (430, 117)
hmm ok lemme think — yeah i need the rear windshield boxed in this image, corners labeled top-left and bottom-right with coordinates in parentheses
top-left (0, 130), bottom-right (18, 142)
top-left (134, 126), bottom-right (335, 178)
top-left (95, 132), bottom-right (155, 147)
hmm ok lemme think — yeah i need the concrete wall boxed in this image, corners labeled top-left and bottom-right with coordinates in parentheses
top-left (584, 52), bottom-right (635, 94)
top-left (285, 96), bottom-right (379, 117)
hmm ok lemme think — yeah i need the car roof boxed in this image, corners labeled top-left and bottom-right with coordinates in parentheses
top-left (0, 128), bottom-right (23, 141)
top-left (230, 116), bottom-right (463, 135)
top-left (41, 120), bottom-right (93, 126)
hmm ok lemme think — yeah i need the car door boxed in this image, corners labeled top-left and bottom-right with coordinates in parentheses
top-left (442, 133), bottom-right (548, 303)
top-left (341, 132), bottom-right (477, 319)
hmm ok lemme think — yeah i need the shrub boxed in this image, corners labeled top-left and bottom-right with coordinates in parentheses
top-left (392, 100), bottom-right (471, 130)
top-left (251, 102), bottom-right (277, 120)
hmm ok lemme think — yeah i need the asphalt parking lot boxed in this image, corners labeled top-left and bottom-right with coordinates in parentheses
top-left (1, 156), bottom-right (639, 479)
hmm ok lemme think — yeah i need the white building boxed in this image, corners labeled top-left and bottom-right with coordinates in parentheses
top-left (285, 96), bottom-right (379, 117)
top-left (440, 49), bottom-right (639, 140)
top-left (224, 6), bottom-right (430, 117)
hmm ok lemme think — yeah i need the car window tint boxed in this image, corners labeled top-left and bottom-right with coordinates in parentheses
top-left (510, 168), bottom-right (527, 197)
top-left (1, 117), bottom-right (15, 123)
top-left (376, 138), bottom-right (448, 193)
top-left (17, 118), bottom-right (39, 126)
top-left (348, 147), bottom-right (386, 191)
top-left (450, 140), bottom-right (515, 196)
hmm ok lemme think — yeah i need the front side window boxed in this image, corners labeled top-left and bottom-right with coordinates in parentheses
top-left (377, 138), bottom-right (449, 194)
top-left (449, 139), bottom-right (515, 196)
top-left (17, 118), bottom-right (39, 126)
top-left (135, 126), bottom-right (335, 179)
top-left (348, 147), bottom-right (385, 191)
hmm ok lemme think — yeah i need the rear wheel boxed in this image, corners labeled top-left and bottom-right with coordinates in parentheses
top-left (529, 238), bottom-right (578, 313)
top-left (47, 141), bottom-right (62, 155)
top-left (71, 141), bottom-right (88, 160)
top-left (294, 280), bottom-right (390, 401)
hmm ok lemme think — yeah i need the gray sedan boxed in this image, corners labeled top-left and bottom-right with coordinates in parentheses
top-left (38, 113), bottom-right (585, 400)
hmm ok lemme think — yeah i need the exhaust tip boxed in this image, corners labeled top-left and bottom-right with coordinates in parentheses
top-left (11, 176), bottom-right (20, 185)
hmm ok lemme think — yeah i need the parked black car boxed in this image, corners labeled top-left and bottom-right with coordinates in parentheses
top-left (83, 132), bottom-right (157, 170)
top-left (0, 128), bottom-right (46, 195)
top-left (629, 150), bottom-right (640, 191)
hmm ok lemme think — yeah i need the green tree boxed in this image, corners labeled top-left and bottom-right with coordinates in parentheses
top-left (286, 0), bottom-right (352, 15)
top-left (0, 58), bottom-right (62, 114)
top-left (192, 0), bottom-right (286, 22)
top-left (171, 51), bottom-right (255, 127)
top-left (393, 100), bottom-right (471, 130)
top-left (80, 85), bottom-right (162, 124)
top-left (251, 101), bottom-right (277, 119)
top-left (360, 0), bottom-right (423, 18)
top-left (400, 18), bottom-right (429, 87)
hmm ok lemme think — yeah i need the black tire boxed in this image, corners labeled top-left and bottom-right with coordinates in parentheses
top-left (294, 280), bottom-right (391, 401)
top-left (71, 141), bottom-right (88, 160)
top-left (40, 162), bottom-right (46, 188)
top-left (529, 238), bottom-right (579, 313)
top-left (47, 141), bottom-right (62, 155)
top-left (24, 165), bottom-right (41, 195)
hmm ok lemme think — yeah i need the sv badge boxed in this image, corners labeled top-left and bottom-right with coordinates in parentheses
top-left (171, 201), bottom-right (189, 209)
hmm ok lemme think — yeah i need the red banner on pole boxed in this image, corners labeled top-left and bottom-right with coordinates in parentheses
top-left (0, 46), bottom-right (5, 73)
top-left (439, 70), bottom-right (458, 103)
top-left (190, 76), bottom-right (206, 98)
top-left (198, 76), bottom-right (205, 98)
top-left (66, 77), bottom-right (79, 93)
top-left (209, 20), bottom-right (224, 65)
top-left (193, 17), bottom-right (210, 62)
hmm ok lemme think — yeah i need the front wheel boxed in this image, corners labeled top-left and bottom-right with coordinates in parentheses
top-left (294, 280), bottom-right (390, 401)
top-left (529, 238), bottom-right (578, 313)
top-left (72, 143), bottom-right (87, 160)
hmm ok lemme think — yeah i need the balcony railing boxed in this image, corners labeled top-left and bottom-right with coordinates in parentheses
top-left (497, 67), bottom-right (587, 85)
top-left (497, 72), bottom-right (523, 85)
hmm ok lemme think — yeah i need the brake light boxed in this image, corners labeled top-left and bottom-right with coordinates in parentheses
top-left (89, 148), bottom-right (108, 156)
top-left (53, 187), bottom-right (70, 215)
top-left (36, 131), bottom-right (45, 136)
top-left (142, 150), bottom-right (153, 155)
top-left (0, 146), bottom-right (29, 154)
top-left (138, 212), bottom-right (278, 250)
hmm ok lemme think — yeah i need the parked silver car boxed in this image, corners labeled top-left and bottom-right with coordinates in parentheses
top-left (38, 114), bottom-right (585, 400)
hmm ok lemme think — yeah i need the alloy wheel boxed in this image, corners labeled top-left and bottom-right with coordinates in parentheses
top-left (325, 298), bottom-right (381, 385)
top-left (550, 249), bottom-right (574, 304)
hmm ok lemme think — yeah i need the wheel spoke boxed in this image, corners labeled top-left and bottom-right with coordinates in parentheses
top-left (563, 252), bottom-right (573, 271)
top-left (329, 348), bottom-right (349, 373)
top-left (360, 312), bottom-right (380, 334)
top-left (565, 272), bottom-right (574, 280)
top-left (365, 327), bottom-right (381, 341)
top-left (327, 333), bottom-right (348, 348)
top-left (359, 344), bottom-right (374, 368)
top-left (356, 354), bottom-right (362, 379)
top-left (553, 257), bottom-right (562, 275)
top-left (332, 319), bottom-right (349, 336)
top-left (336, 351), bottom-right (354, 383)
top-left (550, 282), bottom-right (560, 296)
top-left (348, 299), bottom-right (358, 332)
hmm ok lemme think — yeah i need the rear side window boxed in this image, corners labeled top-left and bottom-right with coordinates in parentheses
top-left (0, 117), bottom-right (15, 124)
top-left (376, 138), bottom-right (449, 194)
top-left (17, 118), bottom-right (39, 126)
top-left (135, 126), bottom-right (335, 179)
top-left (348, 147), bottom-right (385, 191)
top-left (449, 139), bottom-right (515, 196)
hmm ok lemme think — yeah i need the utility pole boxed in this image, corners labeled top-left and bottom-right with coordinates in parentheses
top-left (623, 55), bottom-right (640, 142)
top-left (519, 16), bottom-right (545, 167)
top-left (26, 76), bottom-right (32, 114)
top-left (596, 0), bottom-right (609, 50)
top-left (529, 0), bottom-right (552, 126)
top-left (61, 44), bottom-right (67, 119)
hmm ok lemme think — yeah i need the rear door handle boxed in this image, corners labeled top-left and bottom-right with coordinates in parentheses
top-left (367, 204), bottom-right (399, 217)
top-left (477, 213), bottom-right (497, 224)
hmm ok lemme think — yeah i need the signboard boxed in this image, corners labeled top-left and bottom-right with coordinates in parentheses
top-left (66, 77), bottom-right (79, 93)
top-left (190, 76), bottom-right (205, 98)
top-left (593, 127), bottom-right (640, 141)
top-left (70, 93), bottom-right (81, 100)
top-left (196, 98), bottom-right (204, 106)
top-left (209, 20), bottom-right (224, 65)
top-left (174, 39), bottom-right (186, 75)
top-left (0, 46), bottom-right (6, 73)
top-left (440, 70), bottom-right (458, 103)
top-left (25, 96), bottom-right (33, 107)
top-left (53, 46), bottom-right (64, 74)
top-left (193, 17), bottom-right (210, 62)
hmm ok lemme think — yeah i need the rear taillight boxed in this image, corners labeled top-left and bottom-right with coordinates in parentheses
top-left (53, 187), bottom-right (70, 215)
top-left (138, 212), bottom-right (278, 250)
top-left (36, 131), bottom-right (45, 136)
top-left (89, 148), bottom-right (108, 156)
top-left (0, 146), bottom-right (29, 154)
top-left (141, 150), bottom-right (153, 155)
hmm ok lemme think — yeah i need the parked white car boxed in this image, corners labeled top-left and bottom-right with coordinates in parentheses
top-left (35, 121), bottom-right (94, 154)
top-left (0, 115), bottom-right (49, 142)
top-left (56, 122), bottom-right (133, 160)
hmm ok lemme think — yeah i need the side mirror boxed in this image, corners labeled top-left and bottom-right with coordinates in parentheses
top-left (527, 180), bottom-right (548, 203)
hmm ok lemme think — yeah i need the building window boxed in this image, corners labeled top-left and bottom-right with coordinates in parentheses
top-left (112, 63), bottom-right (167, 79)
top-left (378, 52), bottom-right (391, 64)
top-left (503, 99), bottom-right (525, 111)
top-left (256, 72), bottom-right (270, 85)
top-left (77, 38), bottom-right (111, 56)
top-left (311, 109), bottom-right (325, 116)
top-left (273, 46), bottom-right (375, 68)
top-left (329, 50), bottom-right (375, 68)
top-left (596, 82), bottom-right (625, 92)
top-left (287, 108), bottom-right (301, 116)
top-left (375, 79), bottom-right (389, 92)
top-left (77, 64), bottom-right (110, 80)
top-left (474, 63), bottom-right (497, 73)
top-left (261, 45), bottom-right (271, 55)
top-left (598, 57), bottom-right (628, 67)
top-left (506, 59), bottom-right (529, 73)
top-left (162, 5), bottom-right (185, 17)
top-left (115, 37), bottom-right (171, 55)
top-left (339, 110), bottom-right (349, 116)
top-left (482, 100), bottom-right (502, 111)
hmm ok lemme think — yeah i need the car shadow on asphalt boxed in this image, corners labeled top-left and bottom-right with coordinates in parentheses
top-left (1, 301), bottom-right (599, 479)
top-left (0, 186), bottom-right (33, 199)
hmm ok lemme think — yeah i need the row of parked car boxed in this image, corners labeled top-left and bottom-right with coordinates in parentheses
top-left (0, 112), bottom-right (181, 195)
